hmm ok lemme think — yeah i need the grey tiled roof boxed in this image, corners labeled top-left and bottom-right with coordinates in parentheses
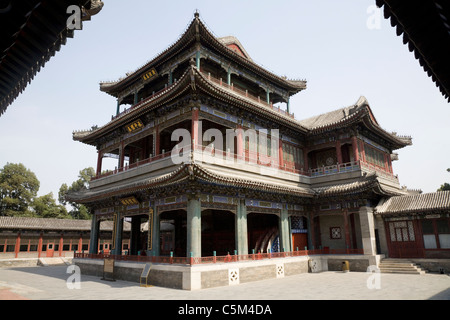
top-left (0, 216), bottom-right (130, 231)
top-left (375, 190), bottom-right (450, 215)
top-left (299, 96), bottom-right (367, 130)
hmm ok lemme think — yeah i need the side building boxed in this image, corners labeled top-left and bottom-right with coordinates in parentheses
top-left (0, 216), bottom-right (131, 259)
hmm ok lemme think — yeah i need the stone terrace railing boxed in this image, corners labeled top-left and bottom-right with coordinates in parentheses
top-left (74, 248), bottom-right (364, 266)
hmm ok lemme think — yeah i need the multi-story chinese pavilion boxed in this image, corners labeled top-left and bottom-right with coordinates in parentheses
top-left (68, 12), bottom-right (449, 279)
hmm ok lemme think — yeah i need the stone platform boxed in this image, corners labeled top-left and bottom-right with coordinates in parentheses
top-left (74, 254), bottom-right (382, 290)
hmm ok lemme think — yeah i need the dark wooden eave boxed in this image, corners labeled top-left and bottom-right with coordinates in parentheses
top-left (0, 0), bottom-right (103, 116)
top-left (376, 0), bottom-right (450, 103)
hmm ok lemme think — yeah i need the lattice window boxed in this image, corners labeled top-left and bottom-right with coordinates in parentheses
top-left (228, 268), bottom-right (239, 285)
top-left (330, 227), bottom-right (341, 239)
top-left (389, 221), bottom-right (415, 242)
top-left (276, 264), bottom-right (285, 278)
top-left (408, 221), bottom-right (415, 241)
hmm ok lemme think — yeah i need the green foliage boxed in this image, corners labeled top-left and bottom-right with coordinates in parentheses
top-left (437, 169), bottom-right (450, 191)
top-left (438, 183), bottom-right (450, 192)
top-left (59, 167), bottom-right (95, 220)
top-left (0, 163), bottom-right (94, 220)
top-left (0, 163), bottom-right (40, 216)
top-left (33, 192), bottom-right (70, 219)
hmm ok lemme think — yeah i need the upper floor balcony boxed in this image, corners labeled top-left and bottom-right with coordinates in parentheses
top-left (90, 142), bottom-right (399, 192)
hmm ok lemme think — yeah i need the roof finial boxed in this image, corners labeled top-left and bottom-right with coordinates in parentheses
top-left (194, 9), bottom-right (200, 19)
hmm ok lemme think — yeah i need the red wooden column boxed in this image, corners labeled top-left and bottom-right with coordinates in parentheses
top-left (119, 142), bottom-right (125, 168)
top-left (59, 233), bottom-right (63, 257)
top-left (14, 232), bottom-right (21, 258)
top-left (191, 107), bottom-right (199, 150)
top-left (38, 232), bottom-right (43, 258)
top-left (383, 154), bottom-right (389, 173)
top-left (236, 124), bottom-right (244, 161)
top-left (278, 139), bottom-right (284, 169)
top-left (96, 151), bottom-right (103, 176)
top-left (359, 141), bottom-right (366, 162)
top-left (303, 147), bottom-right (309, 172)
top-left (335, 140), bottom-right (343, 164)
top-left (351, 136), bottom-right (359, 162)
top-left (78, 234), bottom-right (83, 253)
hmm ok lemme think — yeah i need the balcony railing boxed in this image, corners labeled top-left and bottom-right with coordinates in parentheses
top-left (74, 248), bottom-right (364, 266)
top-left (93, 144), bottom-right (398, 183)
top-left (193, 143), bottom-right (309, 176)
top-left (310, 161), bottom-right (361, 177)
top-left (93, 150), bottom-right (172, 181)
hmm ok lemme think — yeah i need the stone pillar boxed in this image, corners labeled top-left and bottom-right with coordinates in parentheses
top-left (359, 206), bottom-right (377, 255)
top-left (89, 215), bottom-right (99, 254)
top-left (279, 205), bottom-right (291, 252)
top-left (235, 199), bottom-right (248, 255)
top-left (375, 215), bottom-right (388, 255)
top-left (227, 68), bottom-right (231, 86)
top-left (112, 213), bottom-right (123, 255)
top-left (187, 195), bottom-right (201, 258)
top-left (116, 99), bottom-right (120, 116)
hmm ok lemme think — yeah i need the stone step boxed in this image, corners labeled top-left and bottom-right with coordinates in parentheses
top-left (379, 259), bottom-right (426, 275)
top-left (38, 258), bottom-right (71, 266)
top-left (379, 263), bottom-right (417, 268)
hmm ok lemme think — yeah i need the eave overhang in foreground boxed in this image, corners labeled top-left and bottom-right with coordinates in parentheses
top-left (98, 13), bottom-right (306, 97)
top-left (0, 0), bottom-right (104, 116)
top-left (376, 0), bottom-right (450, 103)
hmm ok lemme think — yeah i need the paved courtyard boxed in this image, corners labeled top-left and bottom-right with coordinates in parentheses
top-left (0, 265), bottom-right (449, 301)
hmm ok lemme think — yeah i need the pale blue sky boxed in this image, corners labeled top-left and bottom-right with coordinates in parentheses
top-left (0, 0), bottom-right (449, 198)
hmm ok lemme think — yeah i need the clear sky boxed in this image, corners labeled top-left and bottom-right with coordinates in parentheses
top-left (0, 0), bottom-right (449, 199)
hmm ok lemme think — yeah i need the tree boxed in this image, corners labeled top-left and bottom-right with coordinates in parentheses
top-left (0, 163), bottom-right (40, 216)
top-left (437, 168), bottom-right (450, 191)
top-left (59, 167), bottom-right (95, 220)
top-left (33, 192), bottom-right (70, 219)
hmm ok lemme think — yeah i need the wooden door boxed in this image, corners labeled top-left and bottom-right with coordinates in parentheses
top-left (387, 220), bottom-right (423, 258)
top-left (46, 243), bottom-right (55, 257)
top-left (292, 233), bottom-right (308, 251)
